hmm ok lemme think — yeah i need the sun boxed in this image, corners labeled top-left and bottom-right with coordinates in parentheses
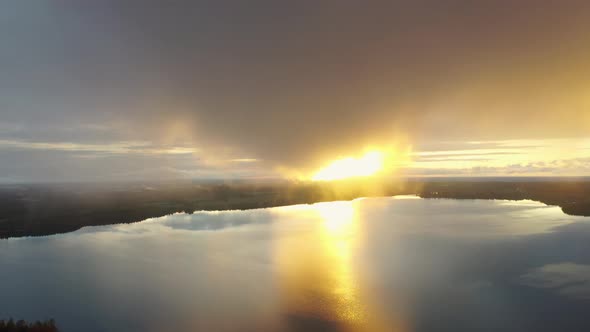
top-left (311, 151), bottom-right (385, 181)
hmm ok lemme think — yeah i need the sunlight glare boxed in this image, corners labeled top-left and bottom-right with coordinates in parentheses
top-left (315, 201), bottom-right (356, 235)
top-left (312, 151), bottom-right (385, 181)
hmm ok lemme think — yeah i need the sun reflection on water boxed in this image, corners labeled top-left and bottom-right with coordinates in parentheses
top-left (272, 200), bottom-right (405, 331)
top-left (317, 201), bottom-right (356, 235)
top-left (317, 201), bottom-right (362, 324)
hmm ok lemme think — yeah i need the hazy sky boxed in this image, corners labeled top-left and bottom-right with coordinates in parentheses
top-left (1, 1), bottom-right (590, 182)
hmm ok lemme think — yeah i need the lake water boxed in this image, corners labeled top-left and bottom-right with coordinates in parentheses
top-left (2, 196), bottom-right (590, 332)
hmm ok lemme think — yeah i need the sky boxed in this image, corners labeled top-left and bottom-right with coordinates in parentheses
top-left (1, 1), bottom-right (590, 182)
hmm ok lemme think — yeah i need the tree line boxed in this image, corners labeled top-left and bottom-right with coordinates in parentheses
top-left (0, 319), bottom-right (58, 332)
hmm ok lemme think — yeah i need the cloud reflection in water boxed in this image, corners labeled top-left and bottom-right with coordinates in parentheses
top-left (2, 197), bottom-right (590, 332)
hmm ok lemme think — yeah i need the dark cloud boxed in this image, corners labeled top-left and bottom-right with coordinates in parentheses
top-left (2, 1), bottom-right (590, 180)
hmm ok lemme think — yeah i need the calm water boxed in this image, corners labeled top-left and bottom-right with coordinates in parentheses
top-left (2, 196), bottom-right (590, 332)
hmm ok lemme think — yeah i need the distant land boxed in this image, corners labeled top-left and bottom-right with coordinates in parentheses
top-left (1, 178), bottom-right (589, 239)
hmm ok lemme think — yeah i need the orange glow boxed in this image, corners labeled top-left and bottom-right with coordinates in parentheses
top-left (272, 201), bottom-right (408, 330)
top-left (312, 151), bottom-right (385, 181)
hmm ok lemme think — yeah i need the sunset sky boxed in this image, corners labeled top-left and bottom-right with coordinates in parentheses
top-left (1, 1), bottom-right (590, 182)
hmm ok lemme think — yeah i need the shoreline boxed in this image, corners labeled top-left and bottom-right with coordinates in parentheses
top-left (2, 180), bottom-right (590, 239)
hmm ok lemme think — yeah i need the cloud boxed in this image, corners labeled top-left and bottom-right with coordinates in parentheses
top-left (405, 157), bottom-right (590, 177)
top-left (519, 263), bottom-right (590, 299)
top-left (405, 138), bottom-right (590, 176)
top-left (2, 2), bottom-right (590, 180)
top-left (0, 139), bottom-right (152, 154)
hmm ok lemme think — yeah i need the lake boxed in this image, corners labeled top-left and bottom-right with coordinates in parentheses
top-left (2, 196), bottom-right (590, 332)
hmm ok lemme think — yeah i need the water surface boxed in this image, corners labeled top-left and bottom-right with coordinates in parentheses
top-left (2, 196), bottom-right (590, 332)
